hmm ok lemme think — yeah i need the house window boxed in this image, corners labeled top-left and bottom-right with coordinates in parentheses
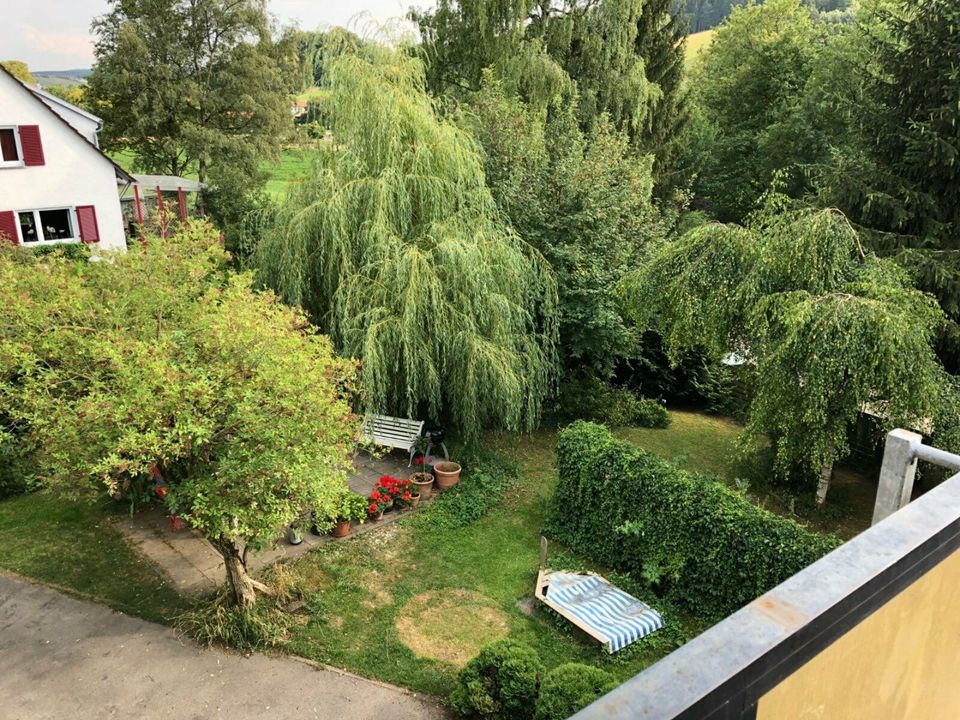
top-left (17, 208), bottom-right (77, 244)
top-left (0, 127), bottom-right (21, 166)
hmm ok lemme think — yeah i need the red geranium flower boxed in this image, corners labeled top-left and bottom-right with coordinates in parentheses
top-left (368, 503), bottom-right (378, 514)
top-left (156, 486), bottom-right (168, 498)
top-left (414, 456), bottom-right (424, 465)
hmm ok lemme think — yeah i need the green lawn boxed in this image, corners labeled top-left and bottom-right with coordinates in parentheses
top-left (0, 408), bottom-right (875, 697)
top-left (264, 148), bottom-right (317, 199)
top-left (276, 410), bottom-right (876, 699)
top-left (108, 146), bottom-right (318, 200)
top-left (0, 493), bottom-right (188, 622)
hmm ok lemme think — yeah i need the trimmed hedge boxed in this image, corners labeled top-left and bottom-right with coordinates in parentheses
top-left (546, 422), bottom-right (841, 620)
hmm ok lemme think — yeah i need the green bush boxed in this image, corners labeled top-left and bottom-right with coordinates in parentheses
top-left (533, 664), bottom-right (617, 720)
top-left (546, 422), bottom-right (841, 620)
top-left (556, 375), bottom-right (671, 428)
top-left (610, 395), bottom-right (670, 428)
top-left (451, 639), bottom-right (544, 719)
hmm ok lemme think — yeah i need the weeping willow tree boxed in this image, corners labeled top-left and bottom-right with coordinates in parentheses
top-left (256, 44), bottom-right (558, 439)
top-left (626, 198), bottom-right (955, 505)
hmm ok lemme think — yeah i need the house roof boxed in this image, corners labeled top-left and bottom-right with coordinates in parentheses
top-left (30, 85), bottom-right (104, 126)
top-left (119, 175), bottom-right (206, 196)
top-left (0, 64), bottom-right (134, 185)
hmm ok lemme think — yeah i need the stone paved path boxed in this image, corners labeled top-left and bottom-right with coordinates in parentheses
top-left (116, 451), bottom-right (423, 594)
top-left (0, 572), bottom-right (448, 720)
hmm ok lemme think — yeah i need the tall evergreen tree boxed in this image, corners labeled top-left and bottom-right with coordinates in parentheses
top-left (634, 0), bottom-right (690, 193)
top-left (813, 0), bottom-right (960, 367)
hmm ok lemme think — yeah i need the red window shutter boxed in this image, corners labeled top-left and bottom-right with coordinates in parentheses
top-left (76, 205), bottom-right (100, 243)
top-left (18, 125), bottom-right (45, 166)
top-left (0, 211), bottom-right (18, 245)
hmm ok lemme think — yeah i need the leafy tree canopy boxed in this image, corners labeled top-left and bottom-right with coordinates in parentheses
top-left (411, 0), bottom-right (687, 190)
top-left (255, 45), bottom-right (559, 440)
top-left (462, 74), bottom-right (660, 380)
top-left (810, 0), bottom-right (960, 366)
top-left (689, 0), bottom-right (820, 221)
top-left (87, 0), bottom-right (292, 247)
top-left (1, 60), bottom-right (35, 85)
top-left (0, 225), bottom-right (358, 607)
top-left (627, 199), bottom-right (954, 503)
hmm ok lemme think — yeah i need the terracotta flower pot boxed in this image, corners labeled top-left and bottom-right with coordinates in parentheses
top-left (410, 472), bottom-right (434, 500)
top-left (331, 519), bottom-right (351, 538)
top-left (434, 461), bottom-right (462, 490)
top-left (409, 493), bottom-right (421, 510)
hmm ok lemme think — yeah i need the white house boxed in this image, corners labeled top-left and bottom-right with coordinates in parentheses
top-left (0, 65), bottom-right (132, 252)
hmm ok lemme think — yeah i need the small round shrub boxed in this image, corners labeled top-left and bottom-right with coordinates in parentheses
top-left (451, 639), bottom-right (544, 719)
top-left (629, 397), bottom-right (671, 428)
top-left (533, 663), bottom-right (618, 720)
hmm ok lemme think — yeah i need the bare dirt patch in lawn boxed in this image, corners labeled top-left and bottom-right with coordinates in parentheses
top-left (396, 588), bottom-right (509, 667)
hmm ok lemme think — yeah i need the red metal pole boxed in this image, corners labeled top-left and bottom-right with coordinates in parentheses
top-left (177, 186), bottom-right (187, 222)
top-left (156, 186), bottom-right (166, 239)
top-left (133, 184), bottom-right (146, 246)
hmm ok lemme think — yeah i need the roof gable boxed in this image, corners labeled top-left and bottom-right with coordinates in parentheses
top-left (0, 64), bottom-right (134, 184)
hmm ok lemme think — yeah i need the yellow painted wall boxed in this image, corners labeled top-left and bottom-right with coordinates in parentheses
top-left (758, 548), bottom-right (960, 719)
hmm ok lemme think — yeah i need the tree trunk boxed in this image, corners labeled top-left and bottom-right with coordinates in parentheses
top-left (210, 536), bottom-right (257, 608)
top-left (815, 461), bottom-right (833, 507)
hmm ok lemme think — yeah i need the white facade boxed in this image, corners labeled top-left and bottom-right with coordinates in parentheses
top-left (0, 68), bottom-right (130, 252)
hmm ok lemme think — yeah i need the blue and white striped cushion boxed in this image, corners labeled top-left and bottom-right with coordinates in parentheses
top-left (546, 573), bottom-right (664, 653)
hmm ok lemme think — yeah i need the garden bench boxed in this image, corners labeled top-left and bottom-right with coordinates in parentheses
top-left (361, 414), bottom-right (425, 466)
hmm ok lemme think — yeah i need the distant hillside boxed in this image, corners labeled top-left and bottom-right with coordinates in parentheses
top-left (680, 0), bottom-right (851, 33)
top-left (33, 69), bottom-right (91, 88)
top-left (685, 29), bottom-right (715, 64)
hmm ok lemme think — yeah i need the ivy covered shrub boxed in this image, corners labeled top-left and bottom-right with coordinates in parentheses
top-left (547, 422), bottom-right (841, 620)
top-left (451, 639), bottom-right (544, 719)
top-left (533, 663), bottom-right (617, 720)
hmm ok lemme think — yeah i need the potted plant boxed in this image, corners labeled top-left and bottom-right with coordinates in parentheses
top-left (434, 461), bottom-right (462, 490)
top-left (409, 457), bottom-right (435, 500)
top-left (331, 493), bottom-right (367, 538)
top-left (287, 517), bottom-right (305, 545)
top-left (367, 493), bottom-right (391, 521)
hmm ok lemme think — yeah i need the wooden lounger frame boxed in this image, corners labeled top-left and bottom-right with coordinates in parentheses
top-left (535, 536), bottom-right (612, 647)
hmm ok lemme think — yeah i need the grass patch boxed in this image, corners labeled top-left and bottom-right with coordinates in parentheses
top-left (264, 148), bottom-right (317, 199)
top-left (396, 589), bottom-right (510, 666)
top-left (685, 29), bottom-right (715, 64)
top-left (0, 493), bottom-right (188, 621)
top-left (616, 410), bottom-right (875, 539)
top-left (109, 146), bottom-right (318, 201)
top-left (616, 410), bottom-right (744, 477)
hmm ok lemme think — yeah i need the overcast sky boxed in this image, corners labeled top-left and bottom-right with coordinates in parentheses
top-left (2, 0), bottom-right (424, 71)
